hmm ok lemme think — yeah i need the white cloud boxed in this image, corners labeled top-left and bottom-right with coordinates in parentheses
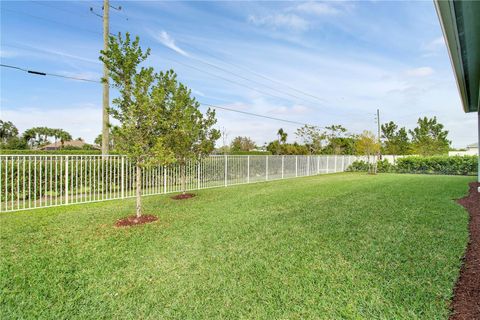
top-left (248, 14), bottom-right (309, 32)
top-left (295, 2), bottom-right (339, 16)
top-left (405, 67), bottom-right (434, 77)
top-left (423, 36), bottom-right (445, 52)
top-left (152, 30), bottom-right (189, 57)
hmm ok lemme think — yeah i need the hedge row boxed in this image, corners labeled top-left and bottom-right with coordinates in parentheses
top-left (347, 156), bottom-right (478, 176)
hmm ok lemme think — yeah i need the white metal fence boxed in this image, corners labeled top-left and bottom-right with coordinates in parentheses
top-left (0, 154), bottom-right (369, 212)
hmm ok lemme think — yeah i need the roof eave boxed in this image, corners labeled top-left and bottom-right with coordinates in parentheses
top-left (434, 0), bottom-right (479, 113)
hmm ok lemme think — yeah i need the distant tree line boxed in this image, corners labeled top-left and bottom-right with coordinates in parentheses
top-left (218, 116), bottom-right (451, 157)
top-left (0, 120), bottom-right (95, 150)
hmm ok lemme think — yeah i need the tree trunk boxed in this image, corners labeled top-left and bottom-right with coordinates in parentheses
top-left (180, 162), bottom-right (186, 194)
top-left (136, 163), bottom-right (142, 218)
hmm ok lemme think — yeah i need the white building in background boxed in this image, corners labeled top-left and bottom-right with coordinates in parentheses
top-left (449, 143), bottom-right (479, 156)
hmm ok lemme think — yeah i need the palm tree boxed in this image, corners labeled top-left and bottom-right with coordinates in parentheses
top-left (277, 128), bottom-right (287, 144)
top-left (58, 131), bottom-right (72, 148)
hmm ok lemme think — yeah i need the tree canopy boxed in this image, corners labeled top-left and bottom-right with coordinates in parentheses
top-left (381, 121), bottom-right (410, 156)
top-left (409, 117), bottom-right (450, 156)
top-left (295, 125), bottom-right (325, 154)
top-left (231, 136), bottom-right (256, 152)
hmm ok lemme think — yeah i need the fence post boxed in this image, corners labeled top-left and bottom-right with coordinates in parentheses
top-left (281, 155), bottom-right (284, 179)
top-left (163, 166), bottom-right (167, 194)
top-left (334, 155), bottom-right (337, 173)
top-left (307, 156), bottom-right (310, 176)
top-left (121, 157), bottom-right (125, 198)
top-left (197, 160), bottom-right (201, 190)
top-left (265, 156), bottom-right (268, 181)
top-left (224, 155), bottom-right (227, 187)
top-left (295, 156), bottom-right (298, 177)
top-left (247, 156), bottom-right (250, 183)
top-left (65, 156), bottom-right (69, 204)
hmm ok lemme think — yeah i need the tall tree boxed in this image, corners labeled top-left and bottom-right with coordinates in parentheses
top-left (162, 74), bottom-right (220, 195)
top-left (409, 117), bottom-right (450, 156)
top-left (101, 32), bottom-right (175, 218)
top-left (381, 121), bottom-right (410, 158)
top-left (295, 125), bottom-right (325, 154)
top-left (230, 136), bottom-right (256, 152)
top-left (325, 125), bottom-right (347, 155)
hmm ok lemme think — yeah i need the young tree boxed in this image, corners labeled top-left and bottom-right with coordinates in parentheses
top-left (409, 117), bottom-right (450, 156)
top-left (355, 130), bottom-right (380, 173)
top-left (381, 121), bottom-right (410, 158)
top-left (162, 76), bottom-right (220, 195)
top-left (230, 136), bottom-right (256, 152)
top-left (295, 125), bottom-right (325, 154)
top-left (100, 33), bottom-right (175, 218)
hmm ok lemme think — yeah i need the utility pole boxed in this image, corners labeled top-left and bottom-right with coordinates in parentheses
top-left (101, 0), bottom-right (110, 156)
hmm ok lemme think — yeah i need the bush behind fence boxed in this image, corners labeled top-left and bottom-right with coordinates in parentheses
top-left (0, 154), bottom-right (364, 212)
top-left (346, 156), bottom-right (478, 176)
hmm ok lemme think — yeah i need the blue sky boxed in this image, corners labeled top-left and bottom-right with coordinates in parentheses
top-left (0, 0), bottom-right (477, 148)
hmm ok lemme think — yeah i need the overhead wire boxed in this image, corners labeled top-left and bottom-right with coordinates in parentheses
top-left (6, 4), bottom-right (326, 108)
top-left (3, 8), bottom-right (104, 36)
top-left (1, 63), bottom-right (318, 127)
top-left (1, 64), bottom-right (102, 83)
top-left (199, 103), bottom-right (319, 127)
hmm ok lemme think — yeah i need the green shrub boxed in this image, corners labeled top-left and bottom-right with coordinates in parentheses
top-left (346, 159), bottom-right (393, 173)
top-left (347, 156), bottom-right (478, 176)
top-left (395, 156), bottom-right (477, 175)
top-left (346, 160), bottom-right (370, 172)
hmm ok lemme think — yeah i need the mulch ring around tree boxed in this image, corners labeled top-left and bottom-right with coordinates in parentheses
top-left (450, 182), bottom-right (480, 320)
top-left (171, 193), bottom-right (196, 200)
top-left (115, 214), bottom-right (158, 227)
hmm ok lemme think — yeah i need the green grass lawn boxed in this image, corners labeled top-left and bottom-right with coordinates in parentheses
top-left (0, 173), bottom-right (473, 319)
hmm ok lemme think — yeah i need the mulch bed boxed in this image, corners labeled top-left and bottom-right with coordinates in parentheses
top-left (115, 214), bottom-right (158, 227)
top-left (171, 193), bottom-right (196, 200)
top-left (451, 182), bottom-right (480, 320)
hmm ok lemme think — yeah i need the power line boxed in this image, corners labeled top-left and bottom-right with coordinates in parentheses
top-left (162, 55), bottom-right (316, 105)
top-left (177, 49), bottom-right (327, 104)
top-left (0, 64), bottom-right (102, 83)
top-left (1, 63), bottom-right (317, 127)
top-left (174, 43), bottom-right (327, 103)
top-left (10, 3), bottom-right (326, 108)
top-left (29, 1), bottom-right (92, 18)
top-left (220, 58), bottom-right (327, 103)
top-left (199, 103), bottom-right (318, 127)
top-left (183, 54), bottom-right (324, 106)
top-left (3, 8), bottom-right (104, 36)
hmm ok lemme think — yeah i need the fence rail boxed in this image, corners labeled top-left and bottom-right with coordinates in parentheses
top-left (0, 154), bottom-right (369, 212)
